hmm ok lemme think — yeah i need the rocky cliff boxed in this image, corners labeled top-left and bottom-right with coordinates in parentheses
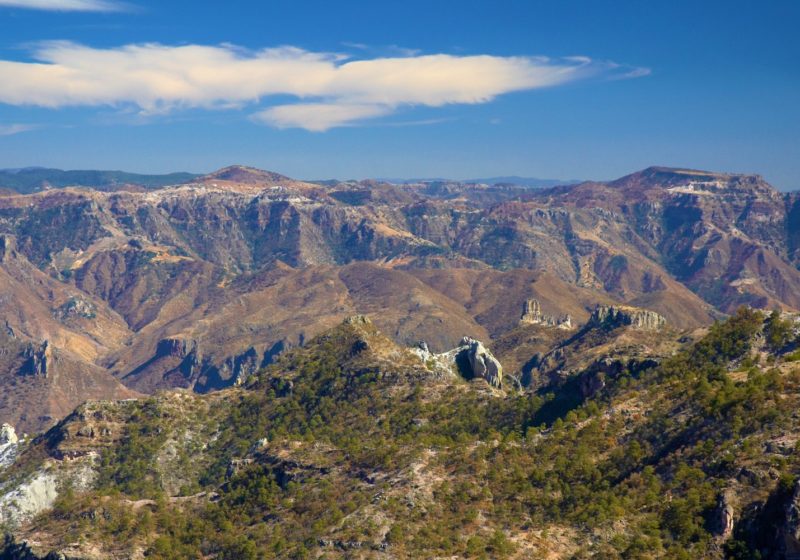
top-left (456, 336), bottom-right (504, 388)
top-left (588, 305), bottom-right (667, 331)
top-left (520, 298), bottom-right (573, 329)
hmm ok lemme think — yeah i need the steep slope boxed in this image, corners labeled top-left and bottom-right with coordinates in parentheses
top-left (0, 236), bottom-right (138, 433)
top-left (546, 167), bottom-right (800, 312)
top-left (0, 329), bottom-right (139, 435)
top-left (2, 311), bottom-right (800, 558)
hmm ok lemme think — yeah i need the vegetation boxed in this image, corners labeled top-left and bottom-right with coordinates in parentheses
top-left (5, 308), bottom-right (800, 558)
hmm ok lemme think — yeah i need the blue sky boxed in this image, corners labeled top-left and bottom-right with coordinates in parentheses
top-left (0, 0), bottom-right (797, 188)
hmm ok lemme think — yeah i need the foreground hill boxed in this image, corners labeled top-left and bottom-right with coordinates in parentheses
top-left (2, 164), bottom-right (800, 433)
top-left (1, 310), bottom-right (800, 558)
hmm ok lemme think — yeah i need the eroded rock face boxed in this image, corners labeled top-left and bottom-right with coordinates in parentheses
top-left (0, 423), bottom-right (18, 445)
top-left (521, 298), bottom-right (543, 323)
top-left (415, 337), bottom-right (504, 388)
top-left (0, 471), bottom-right (59, 527)
top-left (156, 337), bottom-right (197, 359)
top-left (458, 336), bottom-right (503, 388)
top-left (712, 490), bottom-right (736, 540)
top-left (589, 305), bottom-right (667, 331)
top-left (20, 341), bottom-right (53, 377)
top-left (0, 423), bottom-right (19, 471)
top-left (520, 299), bottom-right (574, 330)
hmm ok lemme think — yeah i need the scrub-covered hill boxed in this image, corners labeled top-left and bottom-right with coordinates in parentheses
top-left (2, 309), bottom-right (800, 559)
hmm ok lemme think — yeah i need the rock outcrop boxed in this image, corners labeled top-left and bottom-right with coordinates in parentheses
top-left (156, 337), bottom-right (198, 359)
top-left (414, 337), bottom-right (504, 388)
top-left (521, 299), bottom-right (544, 324)
top-left (54, 297), bottom-right (97, 321)
top-left (1, 423), bottom-right (18, 445)
top-left (456, 337), bottom-right (503, 388)
top-left (520, 298), bottom-right (573, 330)
top-left (0, 234), bottom-right (15, 262)
top-left (0, 471), bottom-right (60, 527)
top-left (0, 423), bottom-right (19, 470)
top-left (589, 305), bottom-right (666, 331)
top-left (156, 337), bottom-right (203, 380)
top-left (20, 341), bottom-right (53, 377)
top-left (711, 490), bottom-right (736, 540)
top-left (344, 315), bottom-right (372, 326)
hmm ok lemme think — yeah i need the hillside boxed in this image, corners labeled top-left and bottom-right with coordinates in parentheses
top-left (1, 310), bottom-right (800, 558)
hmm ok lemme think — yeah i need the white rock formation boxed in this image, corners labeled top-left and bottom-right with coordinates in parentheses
top-left (414, 338), bottom-right (504, 388)
top-left (0, 471), bottom-right (59, 527)
top-left (461, 337), bottom-right (503, 388)
top-left (0, 423), bottom-right (19, 470)
top-left (521, 299), bottom-right (574, 330)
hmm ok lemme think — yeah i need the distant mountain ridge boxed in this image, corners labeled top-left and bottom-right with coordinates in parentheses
top-left (377, 175), bottom-right (579, 187)
top-left (0, 167), bottom-right (198, 194)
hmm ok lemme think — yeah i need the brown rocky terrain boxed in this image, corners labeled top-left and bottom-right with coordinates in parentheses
top-left (1, 164), bottom-right (799, 433)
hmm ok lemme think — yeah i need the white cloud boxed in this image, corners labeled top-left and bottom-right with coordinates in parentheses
top-left (0, 42), bottom-right (648, 130)
top-left (0, 0), bottom-right (126, 11)
top-left (0, 124), bottom-right (37, 136)
top-left (254, 103), bottom-right (393, 132)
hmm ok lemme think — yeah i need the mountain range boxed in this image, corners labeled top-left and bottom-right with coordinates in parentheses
top-left (374, 176), bottom-right (578, 188)
top-left (0, 164), bottom-right (799, 433)
top-left (2, 163), bottom-right (800, 557)
top-left (0, 168), bottom-right (198, 195)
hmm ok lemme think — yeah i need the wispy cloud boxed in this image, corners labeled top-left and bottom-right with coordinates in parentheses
top-left (383, 117), bottom-right (452, 128)
top-left (0, 123), bottom-right (37, 136)
top-left (254, 103), bottom-right (393, 132)
top-left (0, 0), bottom-right (127, 11)
top-left (0, 42), bottom-right (649, 131)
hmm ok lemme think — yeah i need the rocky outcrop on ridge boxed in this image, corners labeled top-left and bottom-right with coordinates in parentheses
top-left (589, 305), bottom-right (667, 331)
top-left (520, 298), bottom-right (573, 330)
top-left (412, 336), bottom-right (504, 388)
top-left (457, 337), bottom-right (503, 388)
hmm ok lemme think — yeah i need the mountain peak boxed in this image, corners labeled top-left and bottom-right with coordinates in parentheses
top-left (603, 166), bottom-right (774, 197)
top-left (200, 165), bottom-right (293, 184)
top-left (611, 166), bottom-right (736, 187)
